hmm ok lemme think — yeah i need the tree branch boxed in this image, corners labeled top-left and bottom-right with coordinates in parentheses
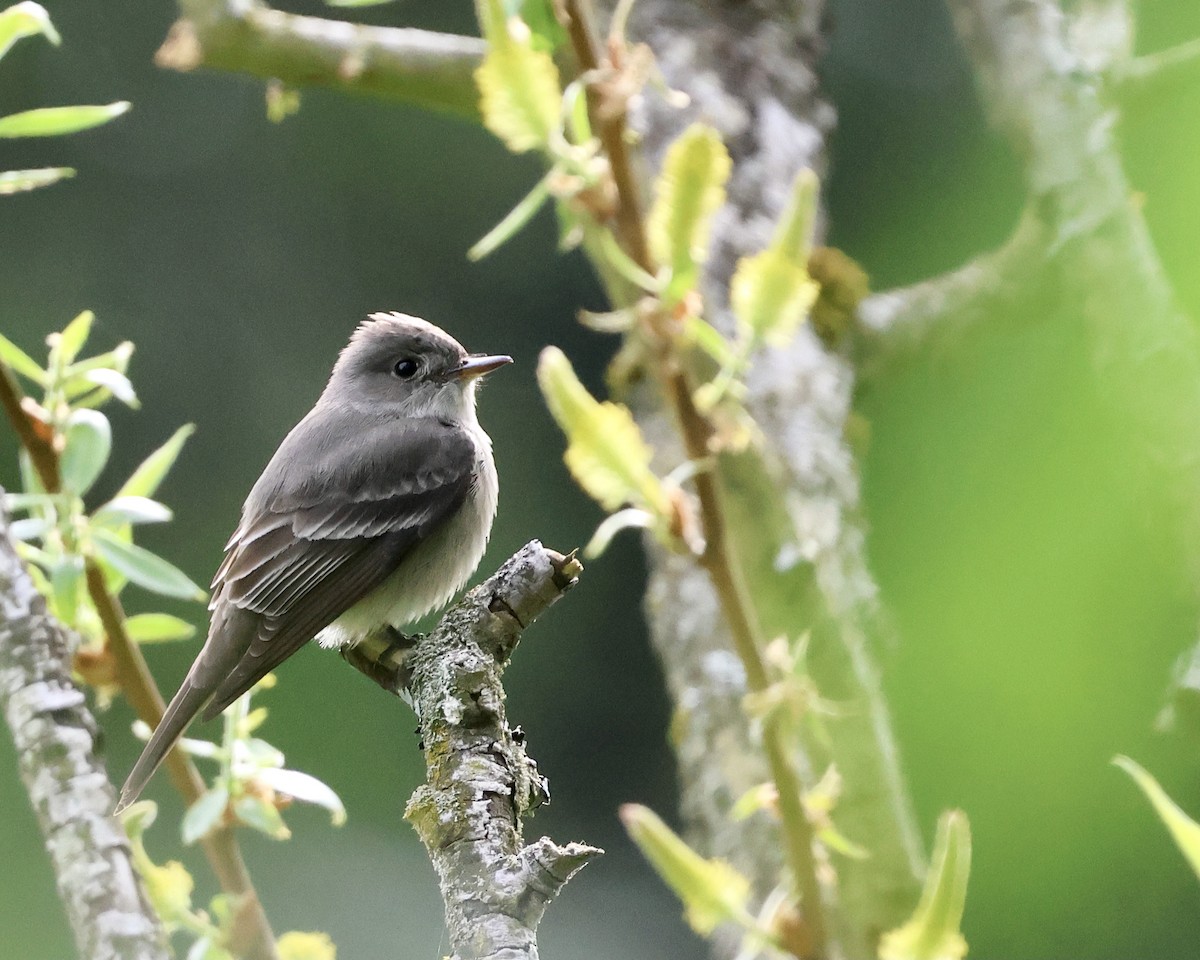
top-left (0, 358), bottom-right (280, 960)
top-left (1109, 36), bottom-right (1200, 108)
top-left (854, 208), bottom-right (1048, 382)
top-left (0, 503), bottom-right (169, 960)
top-left (345, 541), bottom-right (600, 960)
top-left (156, 0), bottom-right (485, 120)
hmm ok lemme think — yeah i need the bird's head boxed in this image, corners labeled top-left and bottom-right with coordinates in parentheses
top-left (326, 312), bottom-right (512, 420)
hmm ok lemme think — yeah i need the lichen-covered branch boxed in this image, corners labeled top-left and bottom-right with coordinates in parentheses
top-left (946, 0), bottom-right (1200, 549)
top-left (1109, 36), bottom-right (1200, 109)
top-left (854, 209), bottom-right (1048, 382)
top-left (157, 0), bottom-right (485, 119)
top-left (0, 505), bottom-right (169, 960)
top-left (346, 541), bottom-right (600, 960)
top-left (0, 356), bottom-right (280, 960)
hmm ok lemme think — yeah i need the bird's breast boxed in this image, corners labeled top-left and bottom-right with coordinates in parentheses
top-left (315, 426), bottom-right (498, 648)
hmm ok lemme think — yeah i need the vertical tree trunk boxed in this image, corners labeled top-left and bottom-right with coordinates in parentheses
top-left (611, 3), bottom-right (927, 956)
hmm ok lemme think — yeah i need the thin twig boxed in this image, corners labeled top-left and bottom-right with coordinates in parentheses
top-left (560, 1), bottom-right (827, 954)
top-left (0, 358), bottom-right (279, 960)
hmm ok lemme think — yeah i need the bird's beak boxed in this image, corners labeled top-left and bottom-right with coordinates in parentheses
top-left (457, 354), bottom-right (513, 380)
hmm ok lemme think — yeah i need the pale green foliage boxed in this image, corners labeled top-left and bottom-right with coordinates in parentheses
top-left (0, 101), bottom-right (130, 138)
top-left (0, 3), bottom-right (129, 194)
top-left (620, 803), bottom-right (754, 935)
top-left (1114, 755), bottom-right (1200, 881)
top-left (537, 345), bottom-right (670, 517)
top-left (879, 810), bottom-right (971, 960)
top-left (118, 424), bottom-right (196, 498)
top-left (647, 123), bottom-right (731, 301)
top-left (0, 167), bottom-right (73, 193)
top-left (124, 612), bottom-right (196, 644)
top-left (475, 0), bottom-right (562, 154)
top-left (277, 931), bottom-right (337, 960)
top-left (126, 681), bottom-right (344, 956)
top-left (730, 169), bottom-right (819, 346)
top-left (167, 685), bottom-right (346, 848)
top-left (59, 408), bottom-right (111, 495)
top-left (0, 1), bottom-right (59, 60)
top-left (4, 313), bottom-right (202, 638)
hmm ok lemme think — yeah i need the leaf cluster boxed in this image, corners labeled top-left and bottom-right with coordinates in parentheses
top-left (0, 3), bottom-right (130, 194)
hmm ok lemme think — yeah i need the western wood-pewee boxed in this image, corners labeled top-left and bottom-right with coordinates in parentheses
top-left (116, 312), bottom-right (511, 812)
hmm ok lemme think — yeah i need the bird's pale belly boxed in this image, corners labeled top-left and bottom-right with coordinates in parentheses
top-left (315, 450), bottom-right (498, 648)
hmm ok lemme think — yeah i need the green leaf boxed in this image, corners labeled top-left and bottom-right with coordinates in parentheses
top-left (182, 784), bottom-right (229, 845)
top-left (186, 937), bottom-right (233, 960)
top-left (117, 799), bottom-right (158, 838)
top-left (49, 554), bottom-right (84, 625)
top-left (0, 102), bottom-right (130, 139)
top-left (326, 0), bottom-right (395, 5)
top-left (91, 528), bottom-right (206, 601)
top-left (475, 0), bottom-right (562, 153)
top-left (0, 332), bottom-right (45, 384)
top-left (56, 310), bottom-right (95, 366)
top-left (537, 346), bottom-right (670, 516)
top-left (646, 124), bottom-right (731, 301)
top-left (1115, 755), bottom-right (1200, 880)
top-left (93, 495), bottom-right (173, 526)
top-left (117, 424), bottom-right (195, 499)
top-left (730, 169), bottom-right (820, 345)
top-left (257, 767), bottom-right (347, 826)
top-left (879, 809), bottom-right (971, 960)
top-left (8, 516), bottom-right (50, 541)
top-left (468, 170), bottom-right (553, 261)
top-left (730, 249), bottom-right (818, 347)
top-left (771, 167), bottom-right (819, 261)
top-left (683, 316), bottom-right (737, 366)
top-left (277, 931), bottom-right (337, 960)
top-left (124, 612), bottom-right (197, 644)
top-left (620, 803), bottom-right (753, 935)
top-left (60, 408), bottom-right (111, 495)
top-left (233, 794), bottom-right (291, 840)
top-left (0, 2), bottom-right (60, 61)
top-left (70, 367), bottom-right (139, 408)
top-left (584, 507), bottom-right (654, 558)
top-left (509, 0), bottom-right (567, 53)
top-left (0, 166), bottom-right (74, 195)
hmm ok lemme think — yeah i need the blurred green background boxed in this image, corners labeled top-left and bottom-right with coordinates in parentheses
top-left (2, 0), bottom-right (1200, 957)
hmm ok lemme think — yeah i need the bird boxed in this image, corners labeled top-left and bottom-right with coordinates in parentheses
top-left (115, 312), bottom-right (512, 813)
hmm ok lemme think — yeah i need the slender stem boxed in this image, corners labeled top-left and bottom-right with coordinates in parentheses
top-left (0, 365), bottom-right (59, 493)
top-left (560, 0), bottom-right (650, 270)
top-left (560, 1), bottom-right (827, 954)
top-left (0, 358), bottom-right (279, 960)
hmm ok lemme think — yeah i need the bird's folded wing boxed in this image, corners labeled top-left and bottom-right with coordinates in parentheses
top-left (200, 418), bottom-right (476, 719)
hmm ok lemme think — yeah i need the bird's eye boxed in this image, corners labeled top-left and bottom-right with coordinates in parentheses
top-left (393, 358), bottom-right (419, 379)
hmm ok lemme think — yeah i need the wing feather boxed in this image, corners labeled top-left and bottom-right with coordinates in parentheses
top-left (197, 414), bottom-right (477, 720)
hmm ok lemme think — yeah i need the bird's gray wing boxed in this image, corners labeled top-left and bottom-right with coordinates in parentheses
top-left (117, 414), bottom-right (476, 814)
top-left (199, 414), bottom-right (477, 719)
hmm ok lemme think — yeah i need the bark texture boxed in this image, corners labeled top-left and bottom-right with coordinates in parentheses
top-left (0, 511), bottom-right (169, 960)
top-left (613, 3), bottom-right (926, 956)
top-left (401, 541), bottom-right (600, 960)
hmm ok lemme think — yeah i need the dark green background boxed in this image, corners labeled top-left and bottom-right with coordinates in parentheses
top-left (2, 1), bottom-right (1200, 957)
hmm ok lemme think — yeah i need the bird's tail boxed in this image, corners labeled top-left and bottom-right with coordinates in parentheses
top-left (114, 679), bottom-right (211, 814)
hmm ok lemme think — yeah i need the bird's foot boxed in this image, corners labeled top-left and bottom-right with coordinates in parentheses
top-left (340, 627), bottom-right (424, 696)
